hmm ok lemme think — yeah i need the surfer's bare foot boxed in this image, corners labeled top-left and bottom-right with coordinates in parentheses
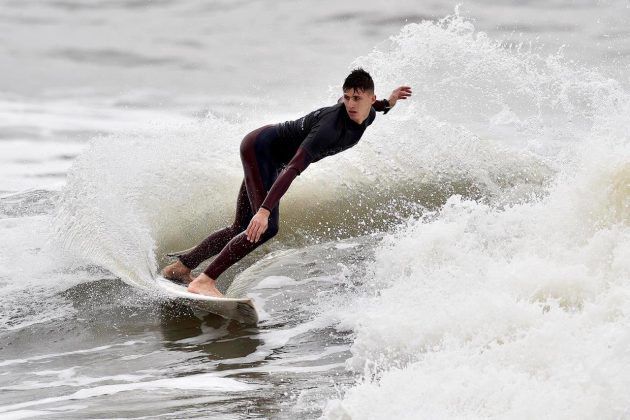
top-left (187, 274), bottom-right (224, 298)
top-left (161, 260), bottom-right (194, 285)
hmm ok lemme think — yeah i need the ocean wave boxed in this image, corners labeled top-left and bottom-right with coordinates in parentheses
top-left (322, 13), bottom-right (630, 420)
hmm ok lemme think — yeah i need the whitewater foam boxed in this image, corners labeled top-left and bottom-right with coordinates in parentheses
top-left (321, 13), bottom-right (630, 419)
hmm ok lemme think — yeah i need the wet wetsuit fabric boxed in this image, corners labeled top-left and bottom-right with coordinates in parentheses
top-left (179, 125), bottom-right (281, 279)
top-left (179, 100), bottom-right (389, 279)
top-left (262, 101), bottom-right (386, 210)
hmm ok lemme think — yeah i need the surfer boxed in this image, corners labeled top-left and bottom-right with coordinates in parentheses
top-left (162, 69), bottom-right (412, 297)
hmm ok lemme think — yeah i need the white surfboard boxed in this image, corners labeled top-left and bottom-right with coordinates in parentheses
top-left (156, 277), bottom-right (258, 324)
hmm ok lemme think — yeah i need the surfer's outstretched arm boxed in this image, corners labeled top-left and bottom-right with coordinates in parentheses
top-left (372, 85), bottom-right (413, 113)
top-left (388, 86), bottom-right (413, 106)
top-left (338, 85), bottom-right (412, 114)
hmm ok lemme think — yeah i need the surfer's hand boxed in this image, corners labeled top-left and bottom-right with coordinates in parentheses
top-left (247, 209), bottom-right (270, 242)
top-left (388, 86), bottom-right (412, 107)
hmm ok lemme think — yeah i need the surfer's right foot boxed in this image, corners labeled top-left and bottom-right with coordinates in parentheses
top-left (161, 260), bottom-right (194, 285)
top-left (187, 274), bottom-right (224, 298)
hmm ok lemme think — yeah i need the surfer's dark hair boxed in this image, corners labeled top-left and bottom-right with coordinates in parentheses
top-left (343, 68), bottom-right (374, 93)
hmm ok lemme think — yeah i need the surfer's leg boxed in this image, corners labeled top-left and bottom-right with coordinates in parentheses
top-left (206, 207), bottom-right (279, 278)
top-left (240, 124), bottom-right (276, 210)
top-left (187, 125), bottom-right (279, 297)
top-left (187, 208), bottom-right (279, 297)
top-left (162, 181), bottom-right (252, 284)
top-left (176, 181), bottom-right (251, 267)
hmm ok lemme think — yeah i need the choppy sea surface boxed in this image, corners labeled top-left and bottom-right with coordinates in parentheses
top-left (1, 1), bottom-right (629, 419)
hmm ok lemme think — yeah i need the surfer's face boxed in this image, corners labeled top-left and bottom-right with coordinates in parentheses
top-left (343, 88), bottom-right (376, 124)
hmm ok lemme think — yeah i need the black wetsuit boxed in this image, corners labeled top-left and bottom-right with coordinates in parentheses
top-left (179, 99), bottom-right (390, 279)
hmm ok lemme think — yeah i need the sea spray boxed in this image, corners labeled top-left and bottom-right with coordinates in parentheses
top-left (52, 116), bottom-right (243, 289)
top-left (322, 13), bottom-right (630, 420)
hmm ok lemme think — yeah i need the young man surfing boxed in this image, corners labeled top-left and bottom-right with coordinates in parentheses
top-left (162, 69), bottom-right (412, 297)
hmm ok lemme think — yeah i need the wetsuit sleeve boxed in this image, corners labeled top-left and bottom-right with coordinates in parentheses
top-left (373, 99), bottom-right (391, 114)
top-left (260, 147), bottom-right (311, 211)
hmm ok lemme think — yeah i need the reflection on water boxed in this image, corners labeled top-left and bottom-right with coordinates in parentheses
top-left (158, 301), bottom-right (264, 361)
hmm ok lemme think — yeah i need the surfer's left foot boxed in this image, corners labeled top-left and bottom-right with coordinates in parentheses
top-left (188, 274), bottom-right (224, 298)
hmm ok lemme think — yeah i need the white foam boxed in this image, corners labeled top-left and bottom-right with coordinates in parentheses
top-left (327, 180), bottom-right (630, 418)
top-left (2, 410), bottom-right (51, 420)
top-left (253, 276), bottom-right (296, 290)
top-left (0, 341), bottom-right (143, 367)
top-left (322, 13), bottom-right (630, 419)
top-left (0, 373), bottom-right (256, 415)
top-left (2, 373), bottom-right (152, 391)
top-left (333, 242), bottom-right (360, 250)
